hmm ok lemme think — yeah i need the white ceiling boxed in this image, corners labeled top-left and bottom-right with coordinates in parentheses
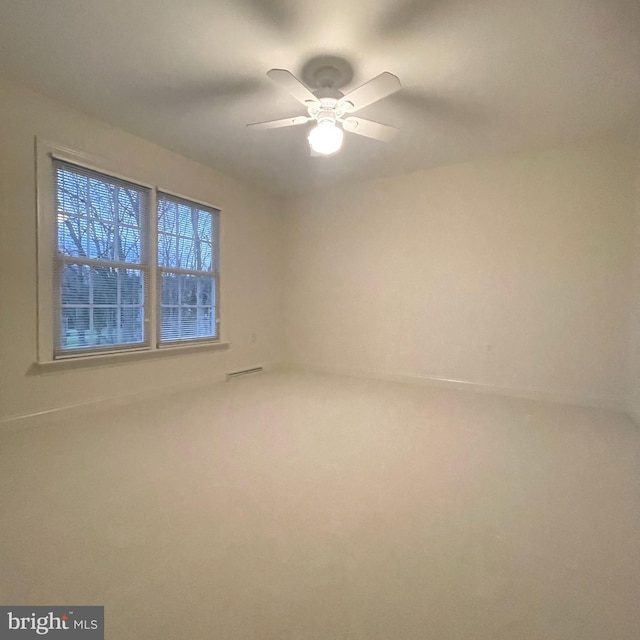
top-left (1, 0), bottom-right (639, 196)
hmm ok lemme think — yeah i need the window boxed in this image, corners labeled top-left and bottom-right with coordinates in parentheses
top-left (54, 160), bottom-right (150, 355)
top-left (39, 149), bottom-right (221, 362)
top-left (157, 193), bottom-right (219, 344)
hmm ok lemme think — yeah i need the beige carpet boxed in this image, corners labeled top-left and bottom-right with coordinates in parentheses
top-left (1, 370), bottom-right (639, 639)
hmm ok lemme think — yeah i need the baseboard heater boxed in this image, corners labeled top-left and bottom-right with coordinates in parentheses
top-left (226, 366), bottom-right (264, 381)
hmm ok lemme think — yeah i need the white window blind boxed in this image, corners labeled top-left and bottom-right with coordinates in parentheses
top-left (53, 160), bottom-right (150, 356)
top-left (157, 192), bottom-right (219, 344)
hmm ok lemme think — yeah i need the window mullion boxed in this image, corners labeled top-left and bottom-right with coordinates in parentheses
top-left (148, 188), bottom-right (158, 349)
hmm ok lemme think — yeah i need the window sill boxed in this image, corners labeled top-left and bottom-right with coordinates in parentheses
top-left (31, 341), bottom-right (231, 374)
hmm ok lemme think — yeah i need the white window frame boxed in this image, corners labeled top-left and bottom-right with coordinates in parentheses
top-left (156, 190), bottom-right (221, 347)
top-left (36, 139), bottom-right (225, 366)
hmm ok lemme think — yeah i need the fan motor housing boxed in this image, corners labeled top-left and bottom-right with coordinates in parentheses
top-left (307, 98), bottom-right (348, 123)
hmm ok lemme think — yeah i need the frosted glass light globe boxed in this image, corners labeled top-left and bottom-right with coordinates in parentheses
top-left (308, 121), bottom-right (344, 155)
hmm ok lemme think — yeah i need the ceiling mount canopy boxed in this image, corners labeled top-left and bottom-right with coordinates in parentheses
top-left (301, 55), bottom-right (354, 91)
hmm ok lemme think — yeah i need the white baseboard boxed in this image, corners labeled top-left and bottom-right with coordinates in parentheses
top-left (2, 360), bottom-right (625, 431)
top-left (282, 361), bottom-right (625, 412)
top-left (0, 362), bottom-right (276, 432)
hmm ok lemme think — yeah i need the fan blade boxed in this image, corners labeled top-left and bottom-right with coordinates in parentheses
top-left (247, 115), bottom-right (311, 130)
top-left (266, 69), bottom-right (320, 106)
top-left (342, 117), bottom-right (399, 141)
top-left (338, 72), bottom-right (401, 113)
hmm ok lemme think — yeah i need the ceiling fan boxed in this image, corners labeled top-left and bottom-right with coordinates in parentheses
top-left (247, 66), bottom-right (402, 156)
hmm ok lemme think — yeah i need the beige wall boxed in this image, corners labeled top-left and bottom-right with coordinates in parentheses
top-left (283, 138), bottom-right (635, 408)
top-left (0, 78), bottom-right (285, 423)
top-left (0, 74), bottom-right (635, 421)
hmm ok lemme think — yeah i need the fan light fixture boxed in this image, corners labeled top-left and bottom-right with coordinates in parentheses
top-left (308, 120), bottom-right (344, 155)
top-left (247, 66), bottom-right (401, 156)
